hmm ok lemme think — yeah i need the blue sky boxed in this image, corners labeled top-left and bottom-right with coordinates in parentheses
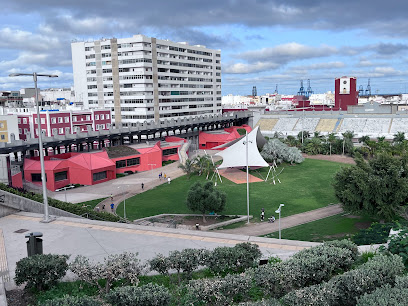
top-left (1, 0), bottom-right (408, 96)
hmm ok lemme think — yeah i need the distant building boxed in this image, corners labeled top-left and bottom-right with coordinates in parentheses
top-left (0, 115), bottom-right (19, 143)
top-left (8, 109), bottom-right (112, 141)
top-left (71, 34), bottom-right (222, 127)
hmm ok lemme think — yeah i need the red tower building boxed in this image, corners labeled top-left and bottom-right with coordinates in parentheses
top-left (335, 76), bottom-right (358, 111)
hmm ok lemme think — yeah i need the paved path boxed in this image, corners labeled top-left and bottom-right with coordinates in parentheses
top-left (0, 212), bottom-right (320, 290)
top-left (46, 161), bottom-right (184, 210)
top-left (216, 204), bottom-right (344, 236)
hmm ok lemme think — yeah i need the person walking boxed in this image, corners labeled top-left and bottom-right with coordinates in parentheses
top-left (168, 177), bottom-right (171, 184)
top-left (141, 182), bottom-right (144, 190)
top-left (102, 204), bottom-right (105, 211)
top-left (110, 194), bottom-right (113, 202)
top-left (110, 203), bottom-right (114, 212)
top-left (261, 208), bottom-right (265, 221)
top-left (164, 173), bottom-right (167, 179)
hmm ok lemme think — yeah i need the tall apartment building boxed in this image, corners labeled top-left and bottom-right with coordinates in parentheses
top-left (71, 34), bottom-right (222, 127)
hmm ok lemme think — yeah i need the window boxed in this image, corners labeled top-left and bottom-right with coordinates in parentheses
top-left (31, 173), bottom-right (43, 182)
top-left (65, 117), bottom-right (69, 123)
top-left (65, 127), bottom-right (70, 133)
top-left (18, 128), bottom-right (22, 134)
top-left (127, 158), bottom-right (140, 166)
top-left (59, 128), bottom-right (64, 134)
top-left (162, 148), bottom-right (178, 156)
top-left (58, 117), bottom-right (63, 123)
top-left (23, 118), bottom-right (27, 124)
top-left (95, 115), bottom-right (99, 120)
top-left (41, 118), bottom-right (45, 124)
top-left (24, 129), bottom-right (28, 134)
top-left (54, 171), bottom-right (67, 182)
top-left (116, 160), bottom-right (126, 168)
top-left (101, 114), bottom-right (104, 120)
top-left (51, 118), bottom-right (56, 124)
top-left (93, 171), bottom-right (107, 181)
top-left (106, 114), bottom-right (110, 119)
top-left (18, 118), bottom-right (21, 124)
top-left (86, 115), bottom-right (91, 120)
top-left (52, 128), bottom-right (57, 135)
top-left (73, 117), bottom-right (77, 122)
top-left (0, 135), bottom-right (4, 140)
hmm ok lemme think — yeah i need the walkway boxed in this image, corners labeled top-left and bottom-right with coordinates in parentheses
top-left (216, 204), bottom-right (344, 236)
top-left (47, 161), bottom-right (185, 210)
top-left (0, 212), bottom-right (319, 290)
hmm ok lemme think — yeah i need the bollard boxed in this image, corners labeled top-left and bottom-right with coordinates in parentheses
top-left (25, 232), bottom-right (43, 257)
top-left (195, 223), bottom-right (200, 230)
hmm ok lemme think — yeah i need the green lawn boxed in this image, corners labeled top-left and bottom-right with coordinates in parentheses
top-left (264, 213), bottom-right (378, 242)
top-left (116, 158), bottom-right (347, 221)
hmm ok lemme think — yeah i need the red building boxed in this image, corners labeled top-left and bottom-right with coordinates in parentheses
top-left (14, 109), bottom-right (111, 140)
top-left (199, 125), bottom-right (252, 150)
top-left (23, 137), bottom-right (185, 191)
top-left (334, 76), bottom-right (358, 111)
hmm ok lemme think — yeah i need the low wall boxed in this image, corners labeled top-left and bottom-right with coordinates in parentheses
top-left (0, 190), bottom-right (81, 218)
top-left (133, 214), bottom-right (252, 231)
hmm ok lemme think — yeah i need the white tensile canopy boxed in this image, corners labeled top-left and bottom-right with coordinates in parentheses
top-left (215, 126), bottom-right (269, 169)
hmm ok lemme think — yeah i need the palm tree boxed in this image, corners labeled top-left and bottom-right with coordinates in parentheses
top-left (358, 135), bottom-right (370, 145)
top-left (327, 133), bottom-right (337, 156)
top-left (194, 155), bottom-right (210, 176)
top-left (179, 158), bottom-right (196, 179)
top-left (342, 131), bottom-right (355, 155)
top-left (393, 131), bottom-right (405, 143)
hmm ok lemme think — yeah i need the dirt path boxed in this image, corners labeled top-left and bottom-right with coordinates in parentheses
top-left (303, 154), bottom-right (355, 164)
top-left (216, 204), bottom-right (343, 236)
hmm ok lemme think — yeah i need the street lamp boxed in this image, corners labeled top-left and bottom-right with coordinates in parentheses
top-left (275, 204), bottom-right (285, 239)
top-left (118, 185), bottom-right (128, 219)
top-left (9, 72), bottom-right (58, 223)
top-left (243, 130), bottom-right (252, 224)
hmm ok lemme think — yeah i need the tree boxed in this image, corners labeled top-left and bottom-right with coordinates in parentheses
top-left (327, 133), bottom-right (337, 156)
top-left (333, 153), bottom-right (408, 221)
top-left (261, 138), bottom-right (304, 165)
top-left (186, 181), bottom-right (226, 222)
top-left (394, 131), bottom-right (406, 143)
top-left (178, 158), bottom-right (196, 179)
top-left (342, 131), bottom-right (355, 155)
top-left (304, 137), bottom-right (323, 155)
top-left (359, 135), bottom-right (370, 145)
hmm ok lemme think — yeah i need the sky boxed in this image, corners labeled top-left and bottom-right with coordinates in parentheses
top-left (1, 0), bottom-right (408, 96)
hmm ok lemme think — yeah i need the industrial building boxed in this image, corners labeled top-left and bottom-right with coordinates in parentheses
top-left (71, 34), bottom-right (222, 127)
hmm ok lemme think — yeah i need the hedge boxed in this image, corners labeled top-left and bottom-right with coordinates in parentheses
top-left (251, 242), bottom-right (356, 298)
top-left (40, 295), bottom-right (101, 306)
top-left (282, 254), bottom-right (405, 306)
top-left (0, 183), bottom-right (120, 222)
top-left (356, 285), bottom-right (408, 306)
top-left (105, 283), bottom-right (171, 306)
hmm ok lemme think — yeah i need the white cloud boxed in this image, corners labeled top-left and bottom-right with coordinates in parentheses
top-left (0, 27), bottom-right (61, 51)
top-left (223, 61), bottom-right (280, 74)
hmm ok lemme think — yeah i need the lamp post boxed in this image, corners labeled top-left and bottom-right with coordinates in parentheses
top-left (275, 204), bottom-right (285, 239)
top-left (118, 185), bottom-right (128, 219)
top-left (9, 72), bottom-right (58, 223)
top-left (243, 131), bottom-right (252, 224)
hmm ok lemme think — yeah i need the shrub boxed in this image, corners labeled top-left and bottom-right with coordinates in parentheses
top-left (395, 275), bottom-right (408, 288)
top-left (356, 285), bottom-right (408, 306)
top-left (352, 222), bottom-right (396, 245)
top-left (167, 248), bottom-right (206, 282)
top-left (252, 243), bottom-right (357, 299)
top-left (149, 253), bottom-right (171, 276)
top-left (282, 254), bottom-right (405, 306)
top-left (182, 273), bottom-right (252, 305)
top-left (324, 239), bottom-right (359, 261)
top-left (206, 243), bottom-right (261, 275)
top-left (386, 227), bottom-right (408, 267)
top-left (106, 283), bottom-right (171, 306)
top-left (238, 299), bottom-right (281, 306)
top-left (14, 254), bottom-right (69, 291)
top-left (70, 252), bottom-right (144, 294)
top-left (40, 295), bottom-right (101, 306)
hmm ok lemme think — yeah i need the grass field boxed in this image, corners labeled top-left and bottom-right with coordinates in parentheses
top-left (116, 158), bottom-right (348, 221)
top-left (264, 213), bottom-right (378, 242)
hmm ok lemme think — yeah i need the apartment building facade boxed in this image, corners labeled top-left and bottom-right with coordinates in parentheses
top-left (71, 34), bottom-right (222, 127)
top-left (11, 109), bottom-right (111, 140)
